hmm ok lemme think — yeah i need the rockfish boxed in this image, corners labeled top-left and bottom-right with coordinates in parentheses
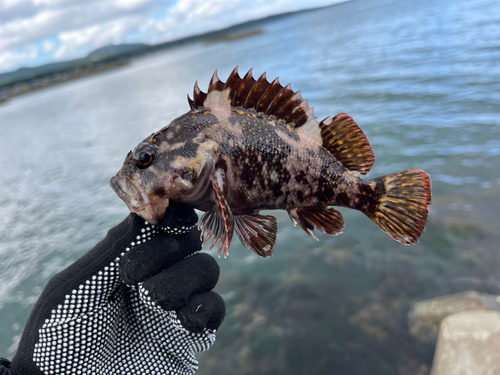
top-left (110, 67), bottom-right (432, 258)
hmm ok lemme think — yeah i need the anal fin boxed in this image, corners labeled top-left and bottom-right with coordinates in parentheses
top-left (234, 214), bottom-right (277, 258)
top-left (198, 175), bottom-right (234, 258)
top-left (288, 207), bottom-right (345, 241)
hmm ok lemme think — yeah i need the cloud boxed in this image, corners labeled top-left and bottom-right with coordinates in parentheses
top-left (42, 39), bottom-right (56, 54)
top-left (0, 0), bottom-right (30, 11)
top-left (139, 0), bottom-right (337, 43)
top-left (0, 0), bottom-right (345, 74)
top-left (139, 0), bottom-right (243, 42)
top-left (32, 0), bottom-right (75, 6)
top-left (0, 0), bottom-right (159, 72)
top-left (0, 8), bottom-right (65, 51)
top-left (54, 17), bottom-right (138, 60)
top-left (114, 0), bottom-right (151, 11)
top-left (0, 45), bottom-right (38, 70)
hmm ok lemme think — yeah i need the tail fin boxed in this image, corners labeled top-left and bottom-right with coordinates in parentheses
top-left (367, 170), bottom-right (432, 245)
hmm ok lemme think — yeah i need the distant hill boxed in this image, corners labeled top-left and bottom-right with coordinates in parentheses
top-left (87, 43), bottom-right (151, 60)
top-left (0, 59), bottom-right (86, 86)
top-left (0, 43), bottom-right (152, 86)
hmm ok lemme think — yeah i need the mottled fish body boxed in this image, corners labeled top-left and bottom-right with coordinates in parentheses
top-left (110, 67), bottom-right (432, 258)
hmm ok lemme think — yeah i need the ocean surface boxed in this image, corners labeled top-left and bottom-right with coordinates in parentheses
top-left (1, 0), bottom-right (499, 373)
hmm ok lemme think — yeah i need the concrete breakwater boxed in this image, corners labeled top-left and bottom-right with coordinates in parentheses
top-left (410, 291), bottom-right (500, 374)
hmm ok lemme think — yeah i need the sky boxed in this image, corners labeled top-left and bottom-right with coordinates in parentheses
top-left (0, 0), bottom-right (342, 74)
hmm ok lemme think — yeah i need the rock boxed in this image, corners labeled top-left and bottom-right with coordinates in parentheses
top-left (409, 291), bottom-right (500, 343)
top-left (431, 310), bottom-right (500, 375)
top-left (350, 302), bottom-right (390, 342)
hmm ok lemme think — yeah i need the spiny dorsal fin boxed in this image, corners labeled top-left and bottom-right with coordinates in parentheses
top-left (320, 113), bottom-right (375, 175)
top-left (188, 68), bottom-right (375, 174)
top-left (188, 66), bottom-right (318, 128)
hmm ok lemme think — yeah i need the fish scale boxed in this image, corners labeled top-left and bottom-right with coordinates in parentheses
top-left (110, 67), bottom-right (432, 259)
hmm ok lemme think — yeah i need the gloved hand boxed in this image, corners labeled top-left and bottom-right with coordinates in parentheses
top-left (2, 202), bottom-right (225, 375)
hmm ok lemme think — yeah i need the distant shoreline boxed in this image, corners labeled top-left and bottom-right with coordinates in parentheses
top-left (0, 60), bottom-right (129, 105)
top-left (204, 29), bottom-right (264, 44)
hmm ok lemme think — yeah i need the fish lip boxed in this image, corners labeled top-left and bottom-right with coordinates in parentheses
top-left (110, 175), bottom-right (170, 224)
top-left (109, 175), bottom-right (145, 212)
top-left (109, 176), bottom-right (127, 201)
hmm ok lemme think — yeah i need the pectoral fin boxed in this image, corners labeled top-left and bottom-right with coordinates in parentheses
top-left (234, 214), bottom-right (277, 258)
top-left (198, 175), bottom-right (234, 258)
top-left (288, 207), bottom-right (344, 240)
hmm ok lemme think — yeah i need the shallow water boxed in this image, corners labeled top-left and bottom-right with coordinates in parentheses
top-left (1, 0), bottom-right (499, 372)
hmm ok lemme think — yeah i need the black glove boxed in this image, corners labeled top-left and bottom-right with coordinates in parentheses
top-left (2, 202), bottom-right (224, 375)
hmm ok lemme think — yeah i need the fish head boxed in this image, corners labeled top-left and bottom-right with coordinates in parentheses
top-left (110, 132), bottom-right (217, 225)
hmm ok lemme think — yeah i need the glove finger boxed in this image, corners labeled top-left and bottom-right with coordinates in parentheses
top-left (159, 201), bottom-right (199, 232)
top-left (177, 291), bottom-right (225, 334)
top-left (120, 226), bottom-right (202, 286)
top-left (142, 253), bottom-right (219, 311)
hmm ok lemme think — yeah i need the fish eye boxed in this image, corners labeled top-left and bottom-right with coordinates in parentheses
top-left (135, 147), bottom-right (156, 169)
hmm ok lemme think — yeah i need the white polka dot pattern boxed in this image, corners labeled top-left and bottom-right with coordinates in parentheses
top-left (33, 222), bottom-right (215, 375)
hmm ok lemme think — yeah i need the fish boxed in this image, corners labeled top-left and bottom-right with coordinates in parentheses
top-left (110, 67), bottom-right (432, 258)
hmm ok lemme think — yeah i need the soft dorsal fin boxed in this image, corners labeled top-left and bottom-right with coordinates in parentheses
top-left (188, 67), bottom-right (375, 174)
top-left (319, 113), bottom-right (375, 175)
top-left (188, 66), bottom-right (318, 128)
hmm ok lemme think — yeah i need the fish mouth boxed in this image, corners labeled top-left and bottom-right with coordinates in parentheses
top-left (109, 175), bottom-right (169, 225)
